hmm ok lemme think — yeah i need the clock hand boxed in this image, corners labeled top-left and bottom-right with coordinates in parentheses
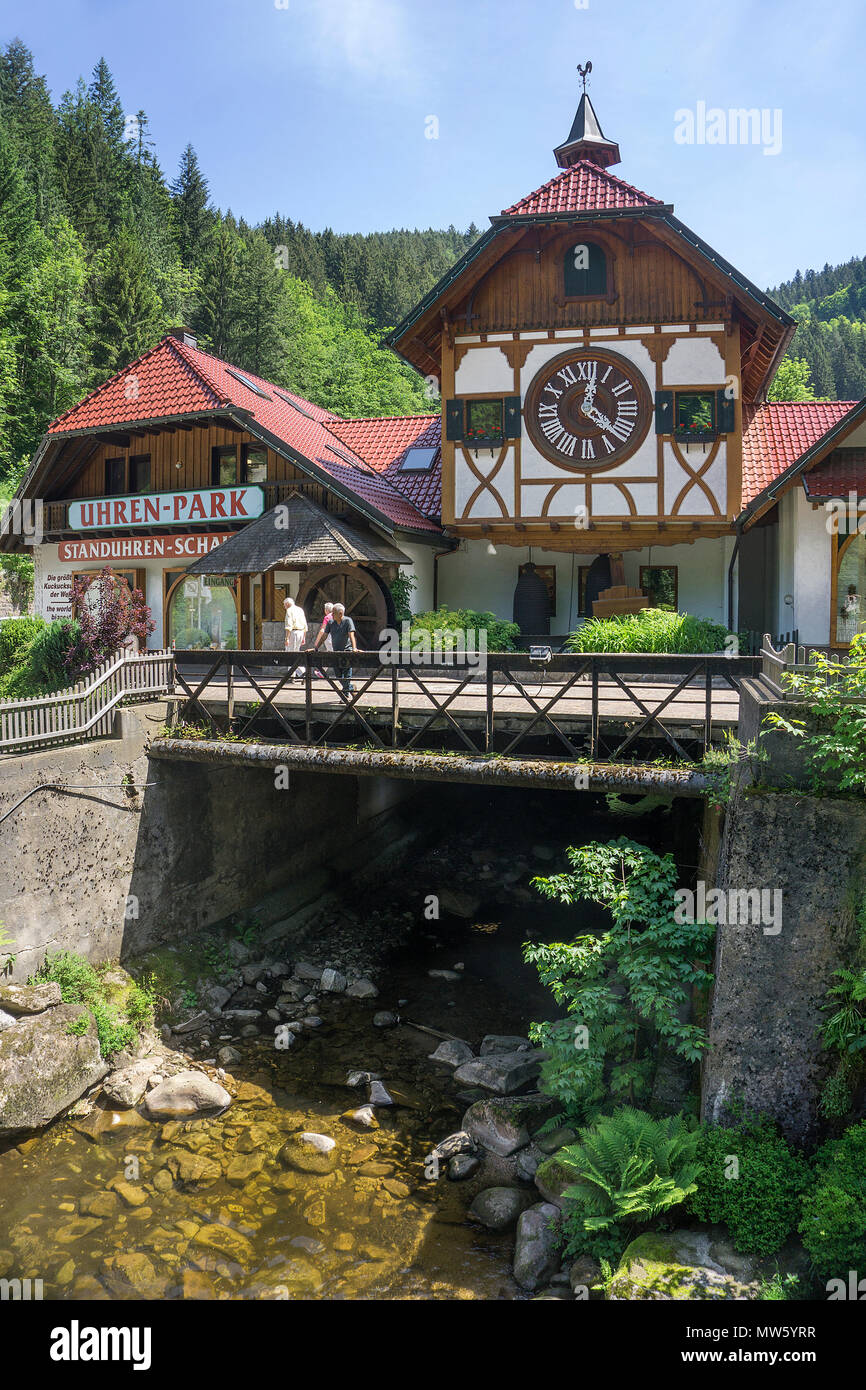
top-left (587, 405), bottom-right (613, 431)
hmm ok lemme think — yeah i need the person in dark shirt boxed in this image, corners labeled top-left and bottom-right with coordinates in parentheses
top-left (310, 601), bottom-right (357, 692)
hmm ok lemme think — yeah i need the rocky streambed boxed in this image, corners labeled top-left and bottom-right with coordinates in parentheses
top-left (0, 802), bottom-right (608, 1302)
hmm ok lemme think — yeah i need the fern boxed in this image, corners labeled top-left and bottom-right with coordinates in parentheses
top-left (557, 1107), bottom-right (700, 1259)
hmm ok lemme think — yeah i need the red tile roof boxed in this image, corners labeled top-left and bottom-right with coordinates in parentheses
top-left (48, 336), bottom-right (442, 534)
top-left (803, 449), bottom-right (866, 499)
top-left (741, 401), bottom-right (859, 506)
top-left (329, 414), bottom-right (442, 520)
top-left (502, 159), bottom-right (663, 217)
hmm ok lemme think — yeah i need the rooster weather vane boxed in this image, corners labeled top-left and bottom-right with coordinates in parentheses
top-left (577, 61), bottom-right (592, 92)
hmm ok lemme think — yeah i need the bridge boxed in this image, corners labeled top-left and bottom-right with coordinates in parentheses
top-left (169, 648), bottom-right (760, 764)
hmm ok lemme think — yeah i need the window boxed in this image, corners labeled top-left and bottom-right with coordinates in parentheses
top-left (129, 455), bottom-right (151, 493)
top-left (243, 444), bottom-right (268, 484)
top-left (400, 446), bottom-right (438, 472)
top-left (212, 445), bottom-right (239, 486)
top-left (675, 392), bottom-right (716, 436)
top-left (465, 399), bottom-right (504, 444)
top-left (640, 565), bottom-right (678, 610)
top-left (105, 458), bottom-right (126, 495)
top-left (226, 368), bottom-right (271, 400)
top-left (563, 240), bottom-right (607, 298)
top-left (275, 388), bottom-right (315, 418)
top-left (166, 572), bottom-right (239, 650)
top-left (446, 396), bottom-right (521, 443)
top-left (835, 535), bottom-right (866, 646)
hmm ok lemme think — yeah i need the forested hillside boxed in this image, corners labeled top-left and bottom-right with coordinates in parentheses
top-left (0, 38), bottom-right (478, 486)
top-left (768, 256), bottom-right (866, 401)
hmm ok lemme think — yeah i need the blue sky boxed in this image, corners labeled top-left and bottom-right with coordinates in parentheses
top-left (3, 0), bottom-right (864, 291)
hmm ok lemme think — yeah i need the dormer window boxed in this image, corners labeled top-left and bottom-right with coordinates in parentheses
top-left (563, 240), bottom-right (607, 298)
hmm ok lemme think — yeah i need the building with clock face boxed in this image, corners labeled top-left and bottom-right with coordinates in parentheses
top-left (6, 83), bottom-right (866, 651)
top-left (386, 87), bottom-right (866, 650)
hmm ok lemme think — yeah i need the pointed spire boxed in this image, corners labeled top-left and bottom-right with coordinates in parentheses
top-left (554, 71), bottom-right (621, 170)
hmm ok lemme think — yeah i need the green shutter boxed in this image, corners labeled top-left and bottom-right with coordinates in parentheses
top-left (654, 391), bottom-right (674, 434)
top-left (445, 399), bottom-right (464, 441)
top-left (504, 396), bottom-right (522, 439)
top-left (716, 389), bottom-right (736, 433)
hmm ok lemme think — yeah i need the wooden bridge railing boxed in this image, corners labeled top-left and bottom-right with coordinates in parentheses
top-left (172, 648), bottom-right (759, 761)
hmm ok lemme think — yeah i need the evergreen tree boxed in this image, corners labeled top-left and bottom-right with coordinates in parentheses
top-left (170, 143), bottom-right (212, 269)
top-left (90, 225), bottom-right (164, 379)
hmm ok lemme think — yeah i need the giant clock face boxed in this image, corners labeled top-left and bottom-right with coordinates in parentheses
top-left (525, 348), bottom-right (651, 471)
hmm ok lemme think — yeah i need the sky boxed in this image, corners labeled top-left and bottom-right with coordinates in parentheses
top-left (2, 0), bottom-right (864, 292)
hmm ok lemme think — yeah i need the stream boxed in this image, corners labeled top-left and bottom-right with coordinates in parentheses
top-left (0, 789), bottom-right (681, 1301)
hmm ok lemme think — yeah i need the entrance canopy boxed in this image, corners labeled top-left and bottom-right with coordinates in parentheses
top-left (184, 491), bottom-right (411, 575)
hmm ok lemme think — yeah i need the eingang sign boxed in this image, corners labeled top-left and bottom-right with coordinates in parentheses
top-left (67, 486), bottom-right (265, 531)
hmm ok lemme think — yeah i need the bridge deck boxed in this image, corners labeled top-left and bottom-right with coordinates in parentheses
top-left (171, 650), bottom-right (756, 760)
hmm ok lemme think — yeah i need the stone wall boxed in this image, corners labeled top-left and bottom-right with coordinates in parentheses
top-left (702, 790), bottom-right (866, 1145)
top-left (0, 703), bottom-right (417, 979)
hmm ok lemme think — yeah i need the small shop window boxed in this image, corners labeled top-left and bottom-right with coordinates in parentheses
top-left (563, 240), bottom-right (607, 298)
top-left (640, 565), bottom-right (678, 610)
top-left (465, 398), bottom-right (504, 444)
top-left (675, 392), bottom-right (716, 437)
top-left (446, 397), bottom-right (521, 444)
top-left (242, 444), bottom-right (268, 484)
top-left (212, 446), bottom-right (239, 486)
top-left (166, 571), bottom-right (239, 650)
top-left (105, 458), bottom-right (126, 495)
top-left (129, 454), bottom-right (151, 493)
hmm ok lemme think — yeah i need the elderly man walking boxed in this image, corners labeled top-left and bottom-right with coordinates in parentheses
top-left (310, 601), bottom-right (357, 693)
top-left (283, 595), bottom-right (308, 677)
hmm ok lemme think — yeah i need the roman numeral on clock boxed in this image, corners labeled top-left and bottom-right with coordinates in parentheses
top-left (581, 438), bottom-right (595, 460)
top-left (611, 380), bottom-right (632, 397)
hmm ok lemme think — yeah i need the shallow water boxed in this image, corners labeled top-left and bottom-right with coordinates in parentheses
top-left (0, 790), bottom-right (667, 1301)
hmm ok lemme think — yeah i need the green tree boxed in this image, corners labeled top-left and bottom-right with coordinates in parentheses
top-left (170, 143), bottom-right (212, 269)
top-left (525, 839), bottom-right (716, 1118)
top-left (90, 225), bottom-right (164, 379)
top-left (768, 356), bottom-right (817, 402)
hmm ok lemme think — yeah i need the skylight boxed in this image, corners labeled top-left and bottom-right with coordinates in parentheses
top-left (227, 368), bottom-right (271, 400)
top-left (275, 388), bottom-right (314, 418)
top-left (400, 446), bottom-right (437, 472)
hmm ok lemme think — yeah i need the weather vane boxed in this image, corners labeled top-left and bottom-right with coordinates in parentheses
top-left (577, 61), bottom-right (592, 93)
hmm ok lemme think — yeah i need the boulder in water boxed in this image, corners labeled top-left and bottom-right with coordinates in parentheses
top-left (143, 1070), bottom-right (231, 1120)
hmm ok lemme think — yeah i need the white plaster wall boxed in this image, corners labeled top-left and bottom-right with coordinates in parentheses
top-left (396, 542), bottom-right (435, 615)
top-left (662, 336), bottom-right (726, 385)
top-left (791, 488), bottom-right (833, 645)
top-left (454, 345), bottom-right (514, 395)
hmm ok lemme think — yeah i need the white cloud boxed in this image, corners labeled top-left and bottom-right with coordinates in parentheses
top-left (301, 0), bottom-right (415, 85)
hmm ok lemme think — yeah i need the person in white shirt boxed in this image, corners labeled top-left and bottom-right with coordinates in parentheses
top-left (284, 595), bottom-right (308, 675)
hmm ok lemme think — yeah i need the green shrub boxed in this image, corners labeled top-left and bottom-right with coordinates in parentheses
top-left (688, 1118), bottom-right (810, 1256)
top-left (407, 606), bottom-right (520, 653)
top-left (799, 1121), bottom-right (866, 1281)
top-left (566, 609), bottom-right (731, 654)
top-left (558, 1107), bottom-right (701, 1263)
top-left (0, 615), bottom-right (45, 673)
top-left (24, 619), bottom-right (80, 693)
top-left (35, 949), bottom-right (153, 1059)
